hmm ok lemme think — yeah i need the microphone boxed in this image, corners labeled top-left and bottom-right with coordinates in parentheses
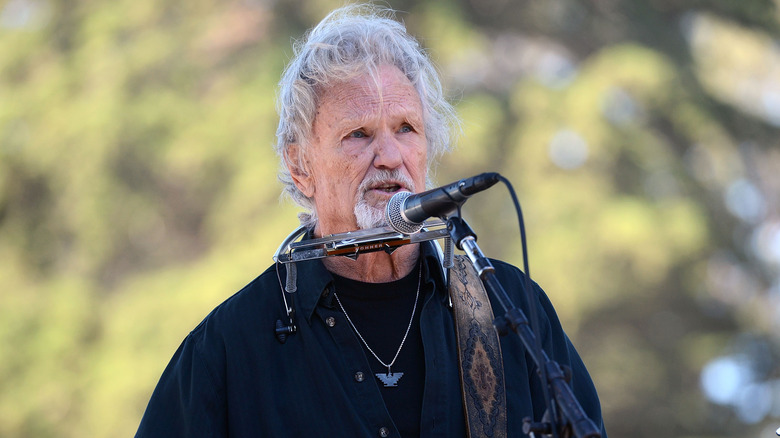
top-left (385, 172), bottom-right (500, 234)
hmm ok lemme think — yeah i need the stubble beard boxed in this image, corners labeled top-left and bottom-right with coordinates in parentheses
top-left (354, 199), bottom-right (387, 230)
top-left (354, 169), bottom-right (415, 230)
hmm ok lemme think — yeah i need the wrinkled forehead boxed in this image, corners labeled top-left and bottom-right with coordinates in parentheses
top-left (315, 64), bottom-right (424, 120)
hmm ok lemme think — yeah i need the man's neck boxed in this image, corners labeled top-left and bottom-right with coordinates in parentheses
top-left (322, 243), bottom-right (420, 283)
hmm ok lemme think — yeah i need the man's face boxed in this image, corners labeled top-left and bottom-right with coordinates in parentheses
top-left (290, 64), bottom-right (428, 235)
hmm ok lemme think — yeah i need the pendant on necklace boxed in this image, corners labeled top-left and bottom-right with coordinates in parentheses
top-left (376, 367), bottom-right (403, 387)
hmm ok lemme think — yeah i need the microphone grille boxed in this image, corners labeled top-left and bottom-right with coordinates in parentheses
top-left (385, 191), bottom-right (424, 235)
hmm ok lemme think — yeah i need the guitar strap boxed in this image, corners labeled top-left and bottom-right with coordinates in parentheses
top-left (449, 255), bottom-right (508, 438)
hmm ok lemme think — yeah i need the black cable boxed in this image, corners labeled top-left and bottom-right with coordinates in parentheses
top-left (498, 175), bottom-right (560, 438)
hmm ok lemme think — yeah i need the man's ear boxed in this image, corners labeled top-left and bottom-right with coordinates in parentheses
top-left (285, 144), bottom-right (315, 198)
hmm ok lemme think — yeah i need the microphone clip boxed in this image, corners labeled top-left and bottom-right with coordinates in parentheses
top-left (274, 258), bottom-right (300, 344)
top-left (275, 317), bottom-right (297, 344)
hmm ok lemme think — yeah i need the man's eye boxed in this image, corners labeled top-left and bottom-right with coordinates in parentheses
top-left (348, 130), bottom-right (367, 139)
top-left (399, 124), bottom-right (414, 133)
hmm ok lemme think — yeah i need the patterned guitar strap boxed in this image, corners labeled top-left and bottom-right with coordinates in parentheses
top-left (449, 255), bottom-right (508, 438)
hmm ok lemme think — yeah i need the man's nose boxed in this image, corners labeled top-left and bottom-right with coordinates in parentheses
top-left (372, 131), bottom-right (404, 169)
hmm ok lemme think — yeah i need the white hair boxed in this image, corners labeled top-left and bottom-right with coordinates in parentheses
top-left (274, 3), bottom-right (459, 228)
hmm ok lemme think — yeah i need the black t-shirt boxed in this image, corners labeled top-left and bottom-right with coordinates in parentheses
top-left (331, 265), bottom-right (425, 438)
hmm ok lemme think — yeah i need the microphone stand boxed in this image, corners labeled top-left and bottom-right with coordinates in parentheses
top-left (445, 215), bottom-right (601, 438)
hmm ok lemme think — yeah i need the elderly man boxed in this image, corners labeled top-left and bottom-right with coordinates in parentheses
top-left (136, 4), bottom-right (606, 437)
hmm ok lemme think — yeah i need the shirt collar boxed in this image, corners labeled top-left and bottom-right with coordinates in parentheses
top-left (293, 240), bottom-right (448, 324)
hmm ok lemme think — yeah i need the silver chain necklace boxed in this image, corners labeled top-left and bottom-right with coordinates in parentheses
top-left (332, 265), bottom-right (422, 388)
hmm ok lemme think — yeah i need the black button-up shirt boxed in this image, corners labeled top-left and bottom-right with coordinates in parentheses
top-left (136, 242), bottom-right (606, 437)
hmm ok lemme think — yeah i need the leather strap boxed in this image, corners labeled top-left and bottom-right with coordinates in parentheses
top-left (449, 255), bottom-right (507, 438)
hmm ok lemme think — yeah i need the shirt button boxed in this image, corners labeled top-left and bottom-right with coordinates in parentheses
top-left (354, 371), bottom-right (365, 382)
top-left (378, 427), bottom-right (390, 437)
top-left (326, 316), bottom-right (336, 327)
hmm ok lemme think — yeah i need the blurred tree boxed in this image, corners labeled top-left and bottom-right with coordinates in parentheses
top-left (1, 0), bottom-right (778, 437)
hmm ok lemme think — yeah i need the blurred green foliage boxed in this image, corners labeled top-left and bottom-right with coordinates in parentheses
top-left (2, 0), bottom-right (779, 437)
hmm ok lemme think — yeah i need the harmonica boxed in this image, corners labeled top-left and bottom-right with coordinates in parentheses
top-left (273, 220), bottom-right (450, 263)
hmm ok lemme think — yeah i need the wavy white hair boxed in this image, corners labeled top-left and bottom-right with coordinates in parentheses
top-left (274, 3), bottom-right (459, 228)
